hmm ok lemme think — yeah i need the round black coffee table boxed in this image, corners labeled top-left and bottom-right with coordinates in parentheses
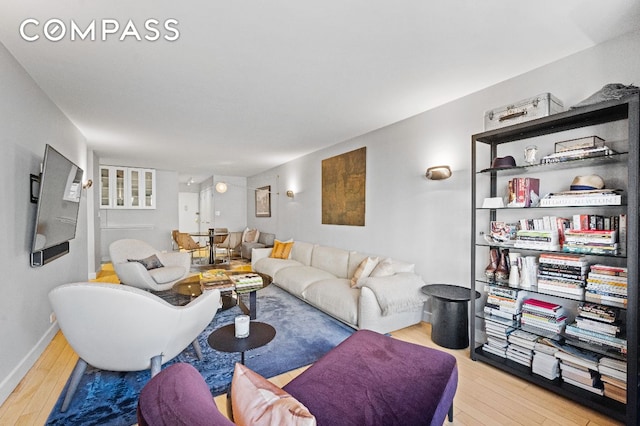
top-left (421, 284), bottom-right (480, 349)
top-left (207, 321), bottom-right (276, 365)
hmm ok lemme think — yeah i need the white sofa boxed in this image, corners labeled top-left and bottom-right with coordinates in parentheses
top-left (252, 241), bottom-right (427, 334)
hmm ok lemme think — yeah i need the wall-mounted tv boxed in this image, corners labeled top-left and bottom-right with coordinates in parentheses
top-left (30, 144), bottom-right (83, 266)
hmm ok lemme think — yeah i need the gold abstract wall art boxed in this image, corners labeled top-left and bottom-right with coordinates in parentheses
top-left (321, 147), bottom-right (366, 226)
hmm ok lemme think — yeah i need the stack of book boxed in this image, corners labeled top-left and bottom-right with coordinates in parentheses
top-left (230, 273), bottom-right (264, 291)
top-left (200, 270), bottom-right (234, 291)
top-left (559, 361), bottom-right (604, 395)
top-left (483, 287), bottom-right (522, 321)
top-left (598, 357), bottom-right (627, 403)
top-left (521, 298), bottom-right (567, 335)
top-left (551, 343), bottom-right (603, 395)
top-left (532, 339), bottom-right (560, 380)
top-left (565, 302), bottom-right (626, 356)
top-left (539, 190), bottom-right (622, 207)
top-left (507, 177), bottom-right (540, 208)
top-left (514, 229), bottom-right (560, 251)
top-left (562, 229), bottom-right (619, 255)
top-left (536, 253), bottom-right (588, 299)
top-left (585, 265), bottom-right (628, 308)
top-left (506, 329), bottom-right (538, 367)
top-left (482, 317), bottom-right (514, 359)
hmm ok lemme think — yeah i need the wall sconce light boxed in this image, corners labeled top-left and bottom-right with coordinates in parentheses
top-left (425, 165), bottom-right (452, 180)
top-left (286, 190), bottom-right (295, 199)
top-left (82, 179), bottom-right (93, 189)
top-left (215, 182), bottom-right (228, 193)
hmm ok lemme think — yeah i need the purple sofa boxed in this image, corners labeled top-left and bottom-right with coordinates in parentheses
top-left (138, 330), bottom-right (458, 426)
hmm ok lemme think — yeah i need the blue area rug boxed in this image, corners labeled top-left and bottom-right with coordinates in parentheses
top-left (46, 284), bottom-right (355, 426)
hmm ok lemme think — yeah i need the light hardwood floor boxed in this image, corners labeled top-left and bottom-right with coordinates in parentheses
top-left (0, 265), bottom-right (625, 425)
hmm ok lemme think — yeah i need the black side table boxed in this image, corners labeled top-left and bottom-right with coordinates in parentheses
top-left (421, 284), bottom-right (480, 349)
top-left (207, 321), bottom-right (276, 365)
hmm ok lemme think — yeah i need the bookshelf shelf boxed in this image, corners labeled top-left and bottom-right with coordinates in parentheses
top-left (471, 94), bottom-right (639, 424)
top-left (477, 151), bottom-right (629, 175)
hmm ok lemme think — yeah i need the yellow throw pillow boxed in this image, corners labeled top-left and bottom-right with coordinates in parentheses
top-left (270, 240), bottom-right (294, 259)
top-left (231, 363), bottom-right (316, 426)
top-left (350, 256), bottom-right (379, 288)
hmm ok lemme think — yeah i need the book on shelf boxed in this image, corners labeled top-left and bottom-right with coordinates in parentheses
top-left (538, 264), bottom-right (587, 278)
top-left (563, 244), bottom-right (619, 255)
top-left (482, 343), bottom-right (507, 358)
top-left (564, 229), bottom-right (617, 244)
top-left (562, 377), bottom-right (604, 395)
top-left (575, 317), bottom-right (621, 336)
top-left (601, 374), bottom-right (627, 389)
top-left (599, 356), bottom-right (627, 373)
top-left (565, 324), bottom-right (627, 351)
top-left (508, 329), bottom-right (539, 350)
top-left (589, 264), bottom-right (627, 277)
top-left (578, 303), bottom-right (620, 323)
top-left (484, 306), bottom-right (521, 321)
top-left (522, 298), bottom-right (564, 314)
top-left (536, 282), bottom-right (585, 298)
top-left (587, 273), bottom-right (628, 284)
top-left (486, 285), bottom-right (521, 299)
top-left (552, 345), bottom-right (600, 371)
top-left (599, 366), bottom-right (627, 382)
top-left (560, 362), bottom-right (600, 386)
top-left (585, 283), bottom-right (627, 297)
top-left (603, 381), bottom-right (627, 403)
top-left (585, 292), bottom-right (627, 308)
top-left (507, 177), bottom-right (540, 208)
top-left (538, 253), bottom-right (588, 267)
top-left (532, 351), bottom-right (560, 380)
top-left (489, 221), bottom-right (517, 244)
top-left (539, 190), bottom-right (622, 207)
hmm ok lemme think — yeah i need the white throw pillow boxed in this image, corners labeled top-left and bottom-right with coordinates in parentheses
top-left (350, 256), bottom-right (379, 288)
top-left (370, 257), bottom-right (394, 277)
top-left (242, 228), bottom-right (260, 243)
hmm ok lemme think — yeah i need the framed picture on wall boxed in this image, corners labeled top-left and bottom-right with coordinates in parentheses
top-left (255, 185), bottom-right (271, 217)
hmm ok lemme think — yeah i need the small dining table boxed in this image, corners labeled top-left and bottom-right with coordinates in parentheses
top-left (189, 231), bottom-right (229, 264)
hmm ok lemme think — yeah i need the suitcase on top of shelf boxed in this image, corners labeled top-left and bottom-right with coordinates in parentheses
top-left (484, 93), bottom-right (564, 131)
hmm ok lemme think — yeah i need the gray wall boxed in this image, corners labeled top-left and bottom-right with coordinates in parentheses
top-left (0, 41), bottom-right (88, 403)
top-left (248, 29), bottom-right (640, 291)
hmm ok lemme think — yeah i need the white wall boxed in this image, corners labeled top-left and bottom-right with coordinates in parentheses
top-left (99, 169), bottom-right (179, 261)
top-left (0, 41), bottom-right (88, 404)
top-left (206, 175), bottom-right (248, 232)
top-left (248, 29), bottom-right (640, 292)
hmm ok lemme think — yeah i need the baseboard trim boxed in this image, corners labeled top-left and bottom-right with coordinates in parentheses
top-left (0, 323), bottom-right (59, 406)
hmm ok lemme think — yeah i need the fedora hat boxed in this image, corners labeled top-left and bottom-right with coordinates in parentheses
top-left (570, 174), bottom-right (605, 191)
top-left (491, 155), bottom-right (516, 169)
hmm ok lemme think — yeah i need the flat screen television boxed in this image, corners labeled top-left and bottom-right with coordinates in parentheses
top-left (30, 144), bottom-right (83, 266)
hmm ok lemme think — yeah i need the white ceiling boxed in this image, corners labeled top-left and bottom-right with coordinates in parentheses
top-left (1, 1), bottom-right (639, 184)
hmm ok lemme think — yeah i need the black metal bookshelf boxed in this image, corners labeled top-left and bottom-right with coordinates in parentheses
top-left (471, 95), bottom-right (639, 425)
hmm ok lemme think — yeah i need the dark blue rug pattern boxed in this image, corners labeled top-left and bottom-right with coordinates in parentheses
top-left (46, 284), bottom-right (355, 426)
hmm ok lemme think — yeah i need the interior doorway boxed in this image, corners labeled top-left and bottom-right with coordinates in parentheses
top-left (178, 192), bottom-right (200, 233)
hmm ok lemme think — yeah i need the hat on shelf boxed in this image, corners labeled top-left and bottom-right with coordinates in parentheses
top-left (569, 174), bottom-right (605, 191)
top-left (491, 155), bottom-right (516, 169)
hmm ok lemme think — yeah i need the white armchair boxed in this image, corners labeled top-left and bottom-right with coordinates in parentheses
top-left (109, 239), bottom-right (191, 291)
top-left (49, 282), bottom-right (222, 412)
